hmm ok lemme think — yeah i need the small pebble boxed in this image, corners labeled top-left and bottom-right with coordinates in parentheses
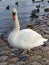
top-left (0, 56), bottom-right (8, 62)
top-left (27, 61), bottom-right (42, 65)
top-left (0, 62), bottom-right (8, 65)
top-left (16, 61), bottom-right (25, 65)
top-left (14, 49), bottom-right (23, 55)
top-left (19, 56), bottom-right (27, 61)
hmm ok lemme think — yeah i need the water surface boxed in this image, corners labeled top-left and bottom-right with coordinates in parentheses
top-left (0, 0), bottom-right (49, 34)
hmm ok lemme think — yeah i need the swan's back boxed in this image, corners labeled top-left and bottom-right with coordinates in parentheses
top-left (17, 29), bottom-right (42, 41)
top-left (15, 29), bottom-right (47, 49)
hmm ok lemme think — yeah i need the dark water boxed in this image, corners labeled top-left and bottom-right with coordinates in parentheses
top-left (0, 0), bottom-right (49, 34)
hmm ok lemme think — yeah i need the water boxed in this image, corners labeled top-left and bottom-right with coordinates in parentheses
top-left (0, 0), bottom-right (49, 34)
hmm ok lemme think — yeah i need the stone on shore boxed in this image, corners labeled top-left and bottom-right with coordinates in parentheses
top-left (16, 61), bottom-right (25, 65)
top-left (0, 62), bottom-right (8, 65)
top-left (8, 57), bottom-right (19, 64)
top-left (0, 56), bottom-right (8, 62)
top-left (47, 22), bottom-right (49, 26)
top-left (27, 61), bottom-right (42, 65)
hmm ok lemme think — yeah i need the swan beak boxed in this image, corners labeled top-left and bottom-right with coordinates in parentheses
top-left (13, 12), bottom-right (16, 21)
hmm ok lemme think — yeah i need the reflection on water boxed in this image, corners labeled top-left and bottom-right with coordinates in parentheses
top-left (0, 0), bottom-right (49, 34)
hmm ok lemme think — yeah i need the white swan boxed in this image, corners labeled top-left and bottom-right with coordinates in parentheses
top-left (8, 8), bottom-right (47, 50)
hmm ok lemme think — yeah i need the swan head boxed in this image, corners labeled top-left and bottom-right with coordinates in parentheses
top-left (12, 8), bottom-right (17, 21)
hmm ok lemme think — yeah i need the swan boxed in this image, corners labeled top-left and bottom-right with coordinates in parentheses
top-left (8, 8), bottom-right (48, 50)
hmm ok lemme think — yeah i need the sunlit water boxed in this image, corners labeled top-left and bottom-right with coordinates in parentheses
top-left (0, 0), bottom-right (49, 34)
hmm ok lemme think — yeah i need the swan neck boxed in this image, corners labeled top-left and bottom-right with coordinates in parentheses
top-left (14, 16), bottom-right (20, 30)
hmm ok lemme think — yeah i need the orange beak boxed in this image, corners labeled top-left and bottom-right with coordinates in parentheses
top-left (13, 12), bottom-right (16, 20)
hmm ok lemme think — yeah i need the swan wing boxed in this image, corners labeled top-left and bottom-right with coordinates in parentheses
top-left (16, 29), bottom-right (46, 49)
top-left (17, 29), bottom-right (42, 43)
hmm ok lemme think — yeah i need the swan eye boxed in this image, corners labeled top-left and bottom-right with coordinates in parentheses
top-left (12, 12), bottom-right (16, 20)
top-left (13, 12), bottom-right (16, 15)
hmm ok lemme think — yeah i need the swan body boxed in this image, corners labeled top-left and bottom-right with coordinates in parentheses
top-left (8, 8), bottom-right (47, 50)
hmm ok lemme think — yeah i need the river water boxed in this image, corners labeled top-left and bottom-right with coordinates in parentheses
top-left (0, 0), bottom-right (49, 34)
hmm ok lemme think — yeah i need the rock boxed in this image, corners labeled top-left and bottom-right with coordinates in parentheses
top-left (10, 48), bottom-right (18, 52)
top-left (3, 37), bottom-right (8, 43)
top-left (14, 49), bottom-right (23, 55)
top-left (8, 53), bottom-right (16, 58)
top-left (42, 58), bottom-right (49, 64)
top-left (46, 62), bottom-right (49, 65)
top-left (0, 39), bottom-right (6, 46)
top-left (42, 29), bottom-right (49, 34)
top-left (33, 55), bottom-right (42, 62)
top-left (42, 46), bottom-right (49, 52)
top-left (46, 42), bottom-right (49, 46)
top-left (0, 50), bottom-right (10, 56)
top-left (16, 61), bottom-right (25, 65)
top-left (46, 15), bottom-right (49, 18)
top-left (44, 17), bottom-right (48, 20)
top-left (46, 60), bottom-right (49, 65)
top-left (31, 46), bottom-right (41, 51)
top-left (3, 46), bottom-right (10, 50)
top-left (0, 62), bottom-right (8, 65)
top-left (43, 34), bottom-right (49, 38)
top-left (26, 52), bottom-right (42, 63)
top-left (39, 24), bottom-right (47, 28)
top-left (44, 51), bottom-right (49, 59)
top-left (22, 49), bottom-right (28, 54)
top-left (27, 61), bottom-right (42, 65)
top-left (0, 52), bottom-right (4, 56)
top-left (25, 56), bottom-right (34, 63)
top-left (0, 56), bottom-right (8, 62)
top-left (47, 22), bottom-right (49, 26)
top-left (0, 46), bottom-right (10, 52)
top-left (4, 50), bottom-right (11, 55)
top-left (4, 50), bottom-right (10, 55)
top-left (19, 56), bottom-right (27, 61)
top-left (8, 57), bottom-right (19, 64)
top-left (42, 58), bottom-right (48, 62)
top-left (0, 46), bottom-right (5, 52)
top-left (9, 64), bottom-right (15, 65)
top-left (31, 49), bottom-right (42, 55)
top-left (41, 58), bottom-right (49, 65)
